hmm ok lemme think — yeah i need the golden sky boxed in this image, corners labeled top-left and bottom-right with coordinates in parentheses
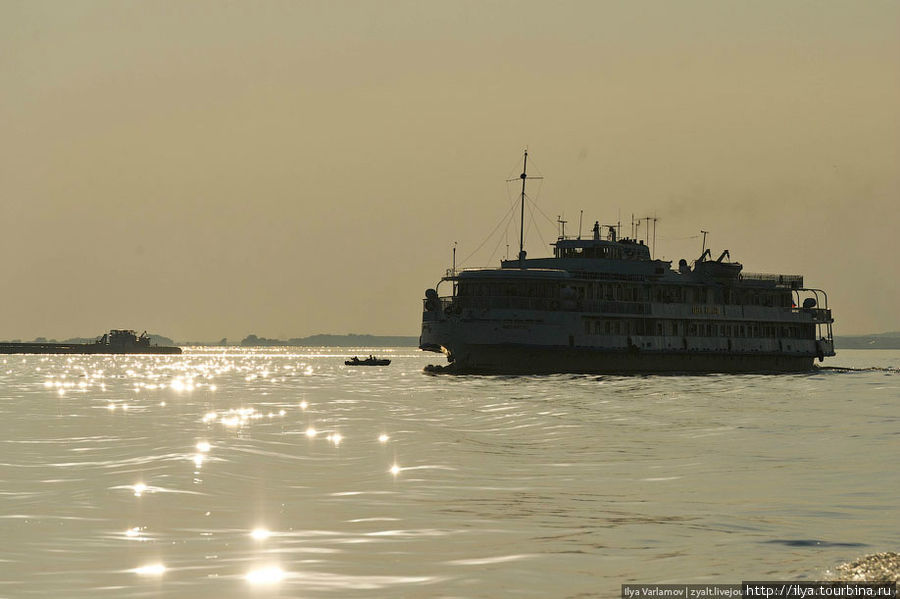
top-left (2, 1), bottom-right (898, 340)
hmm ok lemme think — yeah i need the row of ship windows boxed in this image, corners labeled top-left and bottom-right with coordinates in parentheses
top-left (582, 318), bottom-right (814, 339)
top-left (556, 246), bottom-right (646, 260)
top-left (458, 282), bottom-right (791, 307)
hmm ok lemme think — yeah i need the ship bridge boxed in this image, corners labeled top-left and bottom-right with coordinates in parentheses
top-left (499, 220), bottom-right (653, 269)
top-left (551, 237), bottom-right (651, 261)
top-left (497, 222), bottom-right (661, 275)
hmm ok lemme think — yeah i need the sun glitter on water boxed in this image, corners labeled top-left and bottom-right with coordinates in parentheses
top-left (132, 563), bottom-right (166, 576)
top-left (245, 566), bottom-right (284, 584)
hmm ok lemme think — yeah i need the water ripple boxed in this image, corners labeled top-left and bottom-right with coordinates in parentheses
top-left (0, 348), bottom-right (895, 597)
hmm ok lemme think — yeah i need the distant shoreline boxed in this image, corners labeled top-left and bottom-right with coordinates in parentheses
top-left (3, 333), bottom-right (898, 349)
top-left (234, 335), bottom-right (900, 349)
top-left (237, 334), bottom-right (419, 347)
top-left (832, 335), bottom-right (900, 350)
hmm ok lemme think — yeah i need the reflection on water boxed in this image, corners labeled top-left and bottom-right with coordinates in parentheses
top-left (245, 566), bottom-right (285, 584)
top-left (132, 563), bottom-right (166, 576)
top-left (0, 348), bottom-right (896, 597)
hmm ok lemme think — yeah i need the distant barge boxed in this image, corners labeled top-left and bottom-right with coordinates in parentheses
top-left (0, 330), bottom-right (182, 355)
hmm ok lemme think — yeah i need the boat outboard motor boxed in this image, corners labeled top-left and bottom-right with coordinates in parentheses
top-left (424, 288), bottom-right (440, 312)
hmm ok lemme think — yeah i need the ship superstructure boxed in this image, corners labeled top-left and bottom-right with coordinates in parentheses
top-left (419, 152), bottom-right (834, 373)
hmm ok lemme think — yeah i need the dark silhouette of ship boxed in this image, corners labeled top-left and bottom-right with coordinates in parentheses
top-left (0, 330), bottom-right (182, 354)
top-left (420, 150), bottom-right (835, 374)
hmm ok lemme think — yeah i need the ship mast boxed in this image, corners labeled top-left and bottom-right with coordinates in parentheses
top-left (508, 148), bottom-right (542, 266)
top-left (518, 150), bottom-right (528, 263)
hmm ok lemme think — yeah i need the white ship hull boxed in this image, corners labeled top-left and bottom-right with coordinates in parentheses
top-left (422, 342), bottom-right (816, 374)
top-left (421, 308), bottom-right (832, 374)
top-left (419, 151), bottom-right (835, 375)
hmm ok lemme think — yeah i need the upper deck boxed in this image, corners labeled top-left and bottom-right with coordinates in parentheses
top-left (451, 223), bottom-right (804, 290)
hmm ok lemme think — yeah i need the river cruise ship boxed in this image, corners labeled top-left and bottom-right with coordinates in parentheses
top-left (419, 153), bottom-right (835, 374)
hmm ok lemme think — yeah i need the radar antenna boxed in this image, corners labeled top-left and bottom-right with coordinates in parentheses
top-left (557, 215), bottom-right (568, 239)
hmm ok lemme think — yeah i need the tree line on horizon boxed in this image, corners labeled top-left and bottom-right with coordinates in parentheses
top-left (6, 332), bottom-right (897, 349)
top-left (239, 334), bottom-right (418, 347)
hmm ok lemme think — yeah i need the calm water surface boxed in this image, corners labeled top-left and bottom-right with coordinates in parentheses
top-left (0, 348), bottom-right (897, 598)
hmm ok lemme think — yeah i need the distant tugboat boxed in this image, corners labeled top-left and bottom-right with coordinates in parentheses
top-left (0, 330), bottom-right (182, 354)
top-left (420, 150), bottom-right (835, 374)
top-left (345, 355), bottom-right (391, 366)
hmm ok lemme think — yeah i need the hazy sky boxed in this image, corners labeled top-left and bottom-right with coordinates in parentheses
top-left (2, 1), bottom-right (898, 340)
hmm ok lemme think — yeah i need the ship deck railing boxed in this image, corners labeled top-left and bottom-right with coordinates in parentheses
top-left (429, 296), bottom-right (833, 323)
top-left (740, 272), bottom-right (804, 288)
